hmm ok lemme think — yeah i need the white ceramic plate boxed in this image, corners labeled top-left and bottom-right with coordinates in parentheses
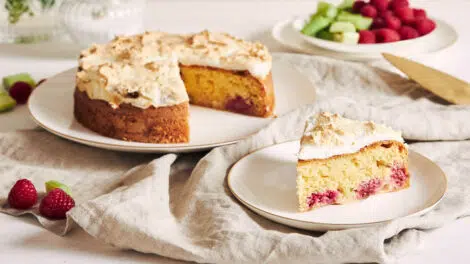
top-left (28, 56), bottom-right (316, 153)
top-left (272, 17), bottom-right (457, 61)
top-left (228, 141), bottom-right (447, 231)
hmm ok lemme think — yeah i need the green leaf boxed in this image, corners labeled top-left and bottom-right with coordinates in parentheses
top-left (40, 0), bottom-right (55, 10)
top-left (5, 0), bottom-right (31, 24)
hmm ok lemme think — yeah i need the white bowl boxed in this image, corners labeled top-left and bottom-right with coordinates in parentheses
top-left (292, 15), bottom-right (438, 54)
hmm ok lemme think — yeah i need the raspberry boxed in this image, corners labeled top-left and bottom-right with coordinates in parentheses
top-left (391, 165), bottom-right (408, 188)
top-left (370, 0), bottom-right (389, 11)
top-left (9, 81), bottom-right (32, 104)
top-left (380, 10), bottom-right (394, 19)
top-left (394, 7), bottom-right (415, 25)
top-left (385, 15), bottom-right (401, 30)
top-left (375, 28), bottom-right (401, 43)
top-left (413, 8), bottom-right (427, 19)
top-left (8, 179), bottom-right (38, 209)
top-left (359, 30), bottom-right (377, 43)
top-left (360, 4), bottom-right (378, 18)
top-left (389, 0), bottom-right (409, 10)
top-left (372, 17), bottom-right (386, 29)
top-left (306, 190), bottom-right (338, 208)
top-left (39, 188), bottom-right (75, 219)
top-left (225, 96), bottom-right (253, 115)
top-left (398, 26), bottom-right (419, 40)
top-left (356, 178), bottom-right (383, 199)
top-left (413, 18), bottom-right (436, 36)
top-left (352, 0), bottom-right (367, 13)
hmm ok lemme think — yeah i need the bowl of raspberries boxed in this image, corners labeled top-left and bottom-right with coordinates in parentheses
top-left (293, 0), bottom-right (439, 54)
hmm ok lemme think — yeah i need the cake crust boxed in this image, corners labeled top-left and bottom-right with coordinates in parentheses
top-left (74, 89), bottom-right (189, 143)
top-left (297, 140), bottom-right (408, 164)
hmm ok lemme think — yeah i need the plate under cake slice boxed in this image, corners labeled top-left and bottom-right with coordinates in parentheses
top-left (296, 112), bottom-right (410, 212)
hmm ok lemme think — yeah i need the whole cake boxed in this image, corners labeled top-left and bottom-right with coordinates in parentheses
top-left (75, 30), bottom-right (275, 143)
top-left (296, 112), bottom-right (410, 212)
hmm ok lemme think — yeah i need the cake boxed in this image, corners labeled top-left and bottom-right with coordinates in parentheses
top-left (75, 30), bottom-right (275, 143)
top-left (296, 112), bottom-right (410, 212)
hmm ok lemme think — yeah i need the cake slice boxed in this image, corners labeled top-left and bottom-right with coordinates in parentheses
top-left (179, 31), bottom-right (274, 117)
top-left (296, 112), bottom-right (410, 212)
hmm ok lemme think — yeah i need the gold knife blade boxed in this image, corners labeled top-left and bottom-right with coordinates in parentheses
top-left (382, 53), bottom-right (470, 105)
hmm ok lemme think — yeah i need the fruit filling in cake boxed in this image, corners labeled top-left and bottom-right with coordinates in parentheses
top-left (75, 30), bottom-right (275, 143)
top-left (296, 112), bottom-right (410, 212)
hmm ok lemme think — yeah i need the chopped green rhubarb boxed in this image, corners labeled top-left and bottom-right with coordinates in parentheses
top-left (301, 15), bottom-right (333, 36)
top-left (333, 32), bottom-right (360, 44)
top-left (336, 11), bottom-right (373, 30)
top-left (316, 30), bottom-right (335, 41)
top-left (329, 21), bottom-right (356, 33)
top-left (338, 0), bottom-right (355, 10)
top-left (3, 73), bottom-right (35, 90)
top-left (315, 1), bottom-right (338, 19)
top-left (316, 1), bottom-right (330, 14)
top-left (45, 180), bottom-right (72, 196)
top-left (0, 94), bottom-right (16, 112)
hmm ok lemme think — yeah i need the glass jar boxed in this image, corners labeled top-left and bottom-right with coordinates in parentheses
top-left (59, 0), bottom-right (146, 48)
top-left (0, 0), bottom-right (64, 43)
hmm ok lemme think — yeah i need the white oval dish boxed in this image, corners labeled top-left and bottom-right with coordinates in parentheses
top-left (28, 56), bottom-right (316, 153)
top-left (271, 17), bottom-right (458, 60)
top-left (228, 141), bottom-right (447, 231)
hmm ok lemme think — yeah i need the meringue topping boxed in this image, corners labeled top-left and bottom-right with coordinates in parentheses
top-left (76, 30), bottom-right (272, 109)
top-left (298, 112), bottom-right (404, 160)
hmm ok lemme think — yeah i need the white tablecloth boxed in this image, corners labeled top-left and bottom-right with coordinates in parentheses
top-left (1, 1), bottom-right (469, 263)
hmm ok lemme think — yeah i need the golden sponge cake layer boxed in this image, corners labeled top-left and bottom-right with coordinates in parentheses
top-left (180, 65), bottom-right (275, 117)
top-left (297, 140), bottom-right (409, 212)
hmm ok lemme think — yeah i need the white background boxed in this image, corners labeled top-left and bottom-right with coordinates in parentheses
top-left (1, 0), bottom-right (469, 263)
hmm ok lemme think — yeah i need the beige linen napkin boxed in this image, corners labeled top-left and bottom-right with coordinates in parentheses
top-left (1, 53), bottom-right (470, 263)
